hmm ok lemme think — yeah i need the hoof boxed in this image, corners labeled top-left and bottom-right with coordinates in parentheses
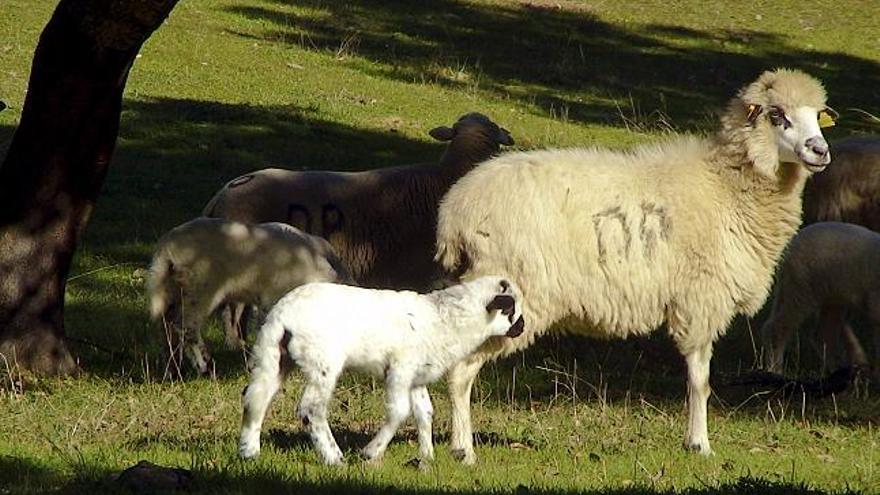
top-left (683, 441), bottom-right (713, 456)
top-left (450, 448), bottom-right (476, 465)
top-left (238, 444), bottom-right (259, 460)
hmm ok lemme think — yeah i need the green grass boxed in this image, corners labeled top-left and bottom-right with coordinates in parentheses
top-left (1, 0), bottom-right (880, 493)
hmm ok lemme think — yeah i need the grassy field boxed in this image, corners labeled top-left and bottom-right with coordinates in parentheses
top-left (1, 0), bottom-right (880, 493)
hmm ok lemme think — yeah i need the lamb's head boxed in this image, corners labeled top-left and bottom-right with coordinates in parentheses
top-left (478, 276), bottom-right (525, 338)
top-left (730, 68), bottom-right (833, 177)
top-left (429, 112), bottom-right (514, 157)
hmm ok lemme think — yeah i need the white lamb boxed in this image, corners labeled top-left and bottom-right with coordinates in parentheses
top-left (435, 68), bottom-right (833, 462)
top-left (147, 217), bottom-right (350, 375)
top-left (238, 276), bottom-right (525, 465)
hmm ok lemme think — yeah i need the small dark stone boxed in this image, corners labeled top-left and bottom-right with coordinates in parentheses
top-left (112, 460), bottom-right (193, 492)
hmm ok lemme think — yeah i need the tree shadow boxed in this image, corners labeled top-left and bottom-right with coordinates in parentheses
top-left (0, 454), bottom-right (866, 494)
top-left (223, 0), bottom-right (880, 132)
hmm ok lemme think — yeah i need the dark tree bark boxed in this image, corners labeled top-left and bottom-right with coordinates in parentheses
top-left (0, 0), bottom-right (179, 375)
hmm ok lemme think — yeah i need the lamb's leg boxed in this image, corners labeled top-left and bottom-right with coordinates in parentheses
top-left (298, 373), bottom-right (345, 465)
top-left (222, 303), bottom-right (248, 350)
top-left (683, 341), bottom-right (713, 455)
top-left (181, 304), bottom-right (213, 377)
top-left (815, 306), bottom-right (860, 372)
top-left (238, 333), bottom-right (285, 459)
top-left (760, 301), bottom-right (811, 374)
top-left (865, 292), bottom-right (880, 384)
top-left (447, 353), bottom-right (487, 465)
top-left (362, 371), bottom-right (412, 463)
top-left (410, 385), bottom-right (434, 463)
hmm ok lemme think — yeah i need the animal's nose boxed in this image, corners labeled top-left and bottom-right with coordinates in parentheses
top-left (806, 136), bottom-right (828, 157)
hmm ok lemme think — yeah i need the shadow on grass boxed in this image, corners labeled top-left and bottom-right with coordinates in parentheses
top-left (224, 0), bottom-right (880, 132)
top-left (0, 454), bottom-right (867, 495)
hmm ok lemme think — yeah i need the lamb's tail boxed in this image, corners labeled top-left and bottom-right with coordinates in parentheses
top-left (147, 248), bottom-right (176, 320)
top-left (249, 312), bottom-right (288, 377)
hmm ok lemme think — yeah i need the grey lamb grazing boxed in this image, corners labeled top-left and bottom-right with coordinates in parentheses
top-left (761, 221), bottom-right (880, 383)
top-left (147, 217), bottom-right (350, 376)
top-left (202, 112), bottom-right (513, 291)
top-left (803, 135), bottom-right (880, 230)
top-left (435, 68), bottom-right (832, 462)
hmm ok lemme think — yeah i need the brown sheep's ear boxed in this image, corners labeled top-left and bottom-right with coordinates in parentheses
top-left (746, 103), bottom-right (763, 125)
top-left (486, 294), bottom-right (515, 315)
top-left (429, 126), bottom-right (456, 141)
top-left (497, 127), bottom-right (514, 146)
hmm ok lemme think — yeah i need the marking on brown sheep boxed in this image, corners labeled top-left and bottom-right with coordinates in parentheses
top-left (287, 204), bottom-right (311, 233)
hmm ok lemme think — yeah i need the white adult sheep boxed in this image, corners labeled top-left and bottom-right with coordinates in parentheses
top-left (238, 276), bottom-right (525, 465)
top-left (761, 221), bottom-right (880, 382)
top-left (147, 217), bottom-right (350, 375)
top-left (803, 135), bottom-right (880, 230)
top-left (435, 68), bottom-right (833, 462)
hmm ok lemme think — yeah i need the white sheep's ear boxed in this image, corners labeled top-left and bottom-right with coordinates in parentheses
top-left (429, 126), bottom-right (456, 142)
top-left (745, 103), bottom-right (763, 125)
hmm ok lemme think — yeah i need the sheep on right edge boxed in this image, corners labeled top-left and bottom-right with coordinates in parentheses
top-left (761, 221), bottom-right (880, 382)
top-left (435, 68), bottom-right (833, 462)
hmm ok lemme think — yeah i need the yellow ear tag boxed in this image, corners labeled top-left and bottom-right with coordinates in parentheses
top-left (746, 104), bottom-right (762, 122)
top-left (818, 110), bottom-right (836, 128)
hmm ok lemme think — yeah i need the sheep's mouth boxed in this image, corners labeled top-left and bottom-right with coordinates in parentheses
top-left (506, 315), bottom-right (525, 338)
top-left (797, 149), bottom-right (831, 171)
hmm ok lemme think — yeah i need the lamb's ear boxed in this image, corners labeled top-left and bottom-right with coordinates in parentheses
top-left (486, 294), bottom-right (515, 315)
top-left (429, 126), bottom-right (456, 142)
top-left (497, 127), bottom-right (514, 146)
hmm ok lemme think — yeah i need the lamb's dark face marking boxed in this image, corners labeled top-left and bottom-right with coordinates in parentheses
top-left (506, 315), bottom-right (525, 338)
top-left (486, 294), bottom-right (516, 317)
top-left (499, 279), bottom-right (510, 293)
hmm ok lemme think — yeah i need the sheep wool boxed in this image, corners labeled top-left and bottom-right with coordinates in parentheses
top-left (435, 68), bottom-right (832, 462)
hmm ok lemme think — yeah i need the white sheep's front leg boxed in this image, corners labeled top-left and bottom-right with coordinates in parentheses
top-left (410, 386), bottom-right (434, 463)
top-left (447, 354), bottom-right (486, 465)
top-left (362, 371), bottom-right (412, 463)
top-left (683, 342), bottom-right (713, 455)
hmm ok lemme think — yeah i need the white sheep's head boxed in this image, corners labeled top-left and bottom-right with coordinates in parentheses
top-left (480, 277), bottom-right (525, 338)
top-left (735, 68), bottom-right (833, 177)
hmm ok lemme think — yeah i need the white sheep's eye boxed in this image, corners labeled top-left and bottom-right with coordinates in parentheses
top-left (767, 107), bottom-right (790, 129)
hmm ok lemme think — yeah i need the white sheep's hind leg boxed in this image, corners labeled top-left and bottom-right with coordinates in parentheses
top-left (410, 385), bottom-right (434, 462)
top-left (447, 354), bottom-right (487, 465)
top-left (683, 342), bottom-right (714, 455)
top-left (298, 368), bottom-right (344, 465)
top-left (362, 371), bottom-right (412, 463)
top-left (238, 339), bottom-right (284, 459)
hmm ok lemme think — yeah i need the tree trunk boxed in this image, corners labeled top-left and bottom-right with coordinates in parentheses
top-left (0, 0), bottom-right (179, 375)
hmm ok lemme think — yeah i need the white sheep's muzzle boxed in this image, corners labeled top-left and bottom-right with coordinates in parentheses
top-left (776, 106), bottom-right (831, 171)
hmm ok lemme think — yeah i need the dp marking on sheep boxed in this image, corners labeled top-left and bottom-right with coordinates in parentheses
top-left (592, 206), bottom-right (631, 264)
top-left (639, 202), bottom-right (671, 259)
top-left (286, 204), bottom-right (311, 233)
